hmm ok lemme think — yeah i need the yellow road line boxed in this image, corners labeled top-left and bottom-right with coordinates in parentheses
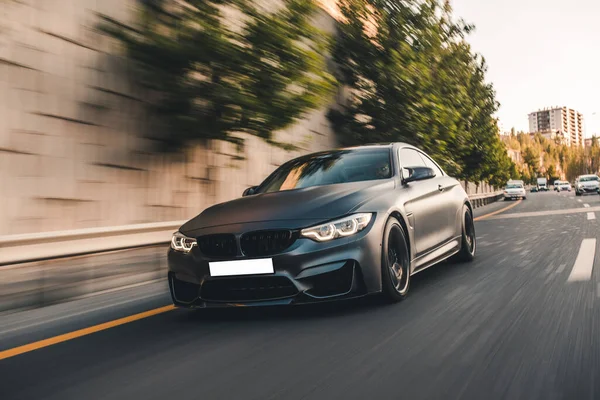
top-left (474, 199), bottom-right (522, 222)
top-left (0, 305), bottom-right (175, 361)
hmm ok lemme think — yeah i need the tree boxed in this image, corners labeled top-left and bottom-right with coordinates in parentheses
top-left (520, 168), bottom-right (531, 185)
top-left (522, 146), bottom-right (539, 176)
top-left (100, 0), bottom-right (335, 150)
top-left (328, 0), bottom-right (514, 186)
top-left (589, 136), bottom-right (600, 174)
top-left (546, 165), bottom-right (558, 183)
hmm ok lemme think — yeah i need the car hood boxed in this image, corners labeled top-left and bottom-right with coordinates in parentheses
top-left (179, 179), bottom-right (395, 235)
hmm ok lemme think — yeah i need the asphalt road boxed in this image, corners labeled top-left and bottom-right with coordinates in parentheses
top-left (2, 190), bottom-right (600, 400)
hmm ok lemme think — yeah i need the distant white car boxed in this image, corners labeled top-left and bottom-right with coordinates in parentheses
top-left (555, 181), bottom-right (571, 192)
top-left (575, 175), bottom-right (600, 196)
top-left (504, 182), bottom-right (526, 200)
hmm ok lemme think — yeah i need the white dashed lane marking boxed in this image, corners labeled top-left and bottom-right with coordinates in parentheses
top-left (584, 204), bottom-right (590, 208)
top-left (567, 239), bottom-right (597, 282)
top-left (588, 212), bottom-right (596, 220)
top-left (556, 263), bottom-right (566, 274)
top-left (577, 199), bottom-right (583, 203)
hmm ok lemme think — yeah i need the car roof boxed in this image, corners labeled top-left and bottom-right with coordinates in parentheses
top-left (339, 143), bottom-right (395, 151)
top-left (340, 142), bottom-right (420, 150)
top-left (306, 142), bottom-right (419, 154)
top-left (282, 144), bottom-right (399, 165)
top-left (579, 174), bottom-right (598, 178)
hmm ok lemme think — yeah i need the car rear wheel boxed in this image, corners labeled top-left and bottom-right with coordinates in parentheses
top-left (381, 219), bottom-right (410, 302)
top-left (455, 205), bottom-right (476, 262)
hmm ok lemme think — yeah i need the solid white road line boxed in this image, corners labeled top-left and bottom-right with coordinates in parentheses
top-left (567, 239), bottom-right (597, 282)
top-left (584, 204), bottom-right (590, 208)
top-left (588, 212), bottom-right (596, 220)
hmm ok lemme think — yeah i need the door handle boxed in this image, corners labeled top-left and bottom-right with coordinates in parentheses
top-left (438, 185), bottom-right (444, 192)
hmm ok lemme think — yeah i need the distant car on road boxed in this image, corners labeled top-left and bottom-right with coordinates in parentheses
top-left (530, 186), bottom-right (539, 193)
top-left (554, 181), bottom-right (571, 192)
top-left (504, 182), bottom-right (526, 200)
top-left (575, 174), bottom-right (600, 196)
top-left (168, 144), bottom-right (476, 307)
top-left (537, 177), bottom-right (548, 191)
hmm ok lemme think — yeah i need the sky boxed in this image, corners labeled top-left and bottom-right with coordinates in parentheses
top-left (451, 0), bottom-right (600, 137)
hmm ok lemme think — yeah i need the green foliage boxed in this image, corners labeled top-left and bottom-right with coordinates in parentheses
top-left (522, 146), bottom-right (539, 175)
top-left (100, 0), bottom-right (335, 150)
top-left (328, 0), bottom-right (515, 186)
top-left (504, 132), bottom-right (599, 182)
top-left (546, 165), bottom-right (558, 182)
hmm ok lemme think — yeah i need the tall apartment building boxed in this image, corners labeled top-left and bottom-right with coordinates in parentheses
top-left (528, 107), bottom-right (584, 147)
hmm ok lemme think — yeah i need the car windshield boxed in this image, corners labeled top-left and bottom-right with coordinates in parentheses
top-left (580, 176), bottom-right (599, 182)
top-left (256, 149), bottom-right (392, 193)
top-left (506, 184), bottom-right (523, 189)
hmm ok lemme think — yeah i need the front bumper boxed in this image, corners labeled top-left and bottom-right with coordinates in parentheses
top-left (167, 217), bottom-right (386, 308)
top-left (576, 187), bottom-right (599, 194)
top-left (504, 192), bottom-right (525, 199)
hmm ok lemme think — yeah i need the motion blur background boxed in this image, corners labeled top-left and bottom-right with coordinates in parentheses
top-left (0, 0), bottom-right (506, 238)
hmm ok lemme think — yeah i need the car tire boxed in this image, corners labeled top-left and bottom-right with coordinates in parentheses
top-left (455, 205), bottom-right (476, 262)
top-left (381, 218), bottom-right (410, 303)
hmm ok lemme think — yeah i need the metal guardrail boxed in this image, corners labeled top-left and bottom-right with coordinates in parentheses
top-left (0, 221), bottom-right (186, 266)
top-left (468, 191), bottom-right (504, 209)
top-left (1, 190), bottom-right (502, 266)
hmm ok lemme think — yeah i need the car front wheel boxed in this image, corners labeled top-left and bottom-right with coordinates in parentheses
top-left (381, 218), bottom-right (410, 302)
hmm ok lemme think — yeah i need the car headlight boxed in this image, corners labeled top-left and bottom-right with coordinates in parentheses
top-left (301, 213), bottom-right (373, 242)
top-left (171, 231), bottom-right (197, 253)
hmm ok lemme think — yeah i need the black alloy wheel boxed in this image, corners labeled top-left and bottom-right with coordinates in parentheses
top-left (381, 219), bottom-right (410, 302)
top-left (456, 205), bottom-right (476, 262)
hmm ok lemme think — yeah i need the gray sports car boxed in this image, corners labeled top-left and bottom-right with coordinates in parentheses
top-left (168, 143), bottom-right (476, 307)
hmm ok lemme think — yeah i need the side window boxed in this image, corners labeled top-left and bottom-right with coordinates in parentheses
top-left (399, 148), bottom-right (426, 178)
top-left (419, 152), bottom-right (444, 177)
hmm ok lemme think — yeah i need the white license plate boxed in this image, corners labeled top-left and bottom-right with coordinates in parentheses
top-left (209, 258), bottom-right (274, 277)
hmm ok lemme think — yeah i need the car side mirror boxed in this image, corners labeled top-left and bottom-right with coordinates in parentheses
top-left (242, 186), bottom-right (258, 197)
top-left (403, 166), bottom-right (435, 184)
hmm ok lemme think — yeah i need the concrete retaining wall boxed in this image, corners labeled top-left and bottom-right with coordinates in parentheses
top-left (0, 0), bottom-right (338, 236)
